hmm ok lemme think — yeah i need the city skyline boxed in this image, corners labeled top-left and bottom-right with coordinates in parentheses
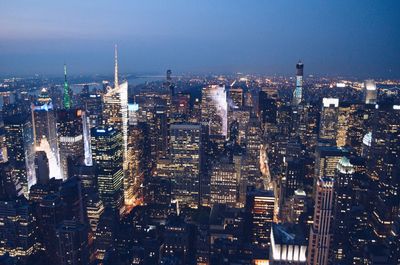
top-left (1, 1), bottom-right (400, 78)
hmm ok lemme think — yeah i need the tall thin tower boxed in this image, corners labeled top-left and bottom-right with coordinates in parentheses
top-left (114, 45), bottom-right (119, 89)
top-left (307, 177), bottom-right (334, 265)
top-left (292, 61), bottom-right (304, 105)
top-left (63, 64), bottom-right (72, 109)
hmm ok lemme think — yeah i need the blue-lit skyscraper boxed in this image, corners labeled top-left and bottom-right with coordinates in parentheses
top-left (292, 61), bottom-right (304, 105)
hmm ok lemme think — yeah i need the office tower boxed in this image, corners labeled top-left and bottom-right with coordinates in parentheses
top-left (259, 90), bottom-right (278, 125)
top-left (319, 98), bottom-right (339, 144)
top-left (0, 118), bottom-right (7, 164)
top-left (60, 176), bottom-right (85, 223)
top-left (288, 189), bottom-right (306, 224)
top-left (144, 177), bottom-right (171, 205)
top-left (228, 107), bottom-right (251, 145)
top-left (57, 109), bottom-right (84, 179)
top-left (169, 123), bottom-right (203, 208)
top-left (3, 114), bottom-right (35, 196)
top-left (270, 223), bottom-right (307, 264)
top-left (336, 102), bottom-right (357, 147)
top-left (56, 220), bottom-right (89, 265)
top-left (38, 194), bottom-right (64, 263)
top-left (246, 188), bottom-right (275, 249)
top-left (244, 116), bottom-right (263, 187)
top-left (332, 157), bottom-right (354, 262)
top-left (95, 208), bottom-right (119, 261)
top-left (154, 105), bottom-right (168, 159)
top-left (34, 151), bottom-right (49, 185)
top-left (228, 87), bottom-right (244, 108)
top-left (210, 160), bottom-right (237, 207)
top-left (165, 69), bottom-right (175, 96)
top-left (0, 197), bottom-right (38, 260)
top-left (63, 64), bottom-right (72, 109)
top-left (292, 61), bottom-right (304, 106)
top-left (82, 92), bottom-right (102, 128)
top-left (31, 88), bottom-right (61, 180)
top-left (86, 194), bottom-right (104, 236)
top-left (370, 102), bottom-right (400, 238)
top-left (307, 177), bottom-right (334, 265)
top-left (201, 84), bottom-right (228, 136)
top-left (102, 45), bottom-right (128, 171)
top-left (314, 146), bottom-right (349, 180)
top-left (91, 127), bottom-right (124, 214)
top-left (364, 80), bottom-right (378, 105)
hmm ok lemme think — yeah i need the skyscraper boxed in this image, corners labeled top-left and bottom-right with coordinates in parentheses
top-left (307, 177), bottom-right (334, 265)
top-left (201, 85), bottom-right (228, 136)
top-left (169, 123), bottom-right (203, 208)
top-left (63, 64), bottom-right (72, 109)
top-left (364, 80), bottom-right (378, 105)
top-left (292, 61), bottom-right (304, 106)
top-left (91, 127), bottom-right (124, 214)
top-left (102, 45), bottom-right (128, 171)
top-left (57, 109), bottom-right (84, 179)
top-left (319, 98), bottom-right (339, 144)
top-left (31, 88), bottom-right (61, 180)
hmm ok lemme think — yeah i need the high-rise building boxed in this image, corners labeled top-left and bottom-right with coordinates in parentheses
top-left (364, 80), bottom-right (378, 105)
top-left (332, 157), bottom-right (355, 263)
top-left (369, 102), bottom-right (400, 238)
top-left (63, 64), bottom-right (72, 109)
top-left (56, 220), bottom-right (89, 265)
top-left (228, 87), bottom-right (244, 108)
top-left (34, 151), bottom-right (49, 185)
top-left (307, 177), bottom-right (334, 265)
top-left (169, 123), bottom-right (203, 208)
top-left (319, 98), bottom-right (339, 144)
top-left (292, 61), bottom-right (304, 106)
top-left (91, 127), bottom-right (124, 214)
top-left (3, 114), bottom-right (35, 196)
top-left (201, 85), bottom-right (228, 136)
top-left (57, 109), bottom-right (84, 179)
top-left (246, 188), bottom-right (275, 249)
top-left (102, 45), bottom-right (128, 171)
top-left (31, 88), bottom-right (61, 180)
top-left (210, 160), bottom-right (237, 207)
top-left (0, 197), bottom-right (38, 260)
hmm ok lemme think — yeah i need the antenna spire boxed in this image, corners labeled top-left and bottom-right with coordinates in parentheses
top-left (114, 44), bottom-right (119, 89)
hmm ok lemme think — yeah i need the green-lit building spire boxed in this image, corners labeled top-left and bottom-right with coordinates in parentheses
top-left (63, 64), bottom-right (72, 109)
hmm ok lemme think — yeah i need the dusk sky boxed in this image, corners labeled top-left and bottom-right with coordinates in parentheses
top-left (1, 0), bottom-right (399, 78)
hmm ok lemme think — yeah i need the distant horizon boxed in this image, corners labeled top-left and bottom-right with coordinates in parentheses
top-left (1, 1), bottom-right (400, 78)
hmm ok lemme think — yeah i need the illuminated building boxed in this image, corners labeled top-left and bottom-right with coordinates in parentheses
top-left (102, 45), bottom-right (128, 171)
top-left (364, 80), bottom-right (378, 105)
top-left (370, 102), bottom-right (400, 238)
top-left (0, 198), bottom-right (38, 260)
top-left (314, 146), bottom-right (348, 180)
top-left (91, 126), bottom-right (124, 214)
top-left (246, 188), bottom-right (275, 249)
top-left (0, 119), bottom-right (7, 164)
top-left (228, 107), bottom-right (251, 145)
top-left (3, 114), bottom-right (35, 196)
top-left (83, 92), bottom-right (102, 128)
top-left (57, 109), bottom-right (84, 179)
top-left (270, 223), bottom-right (307, 264)
top-left (307, 177), bottom-right (334, 265)
top-left (332, 157), bottom-right (354, 262)
top-left (292, 61), bottom-right (304, 106)
top-left (56, 220), bottom-right (89, 265)
top-left (210, 160), bottom-right (237, 207)
top-left (228, 87), bottom-right (244, 108)
top-left (31, 88), bottom-right (61, 180)
top-left (319, 98), bottom-right (339, 144)
top-left (63, 64), bottom-right (72, 109)
top-left (169, 123), bottom-right (203, 208)
top-left (201, 84), bottom-right (228, 136)
top-left (288, 189), bottom-right (306, 224)
top-left (86, 195), bottom-right (104, 236)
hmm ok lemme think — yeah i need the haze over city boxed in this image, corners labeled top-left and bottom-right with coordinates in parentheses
top-left (1, 0), bottom-right (400, 78)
